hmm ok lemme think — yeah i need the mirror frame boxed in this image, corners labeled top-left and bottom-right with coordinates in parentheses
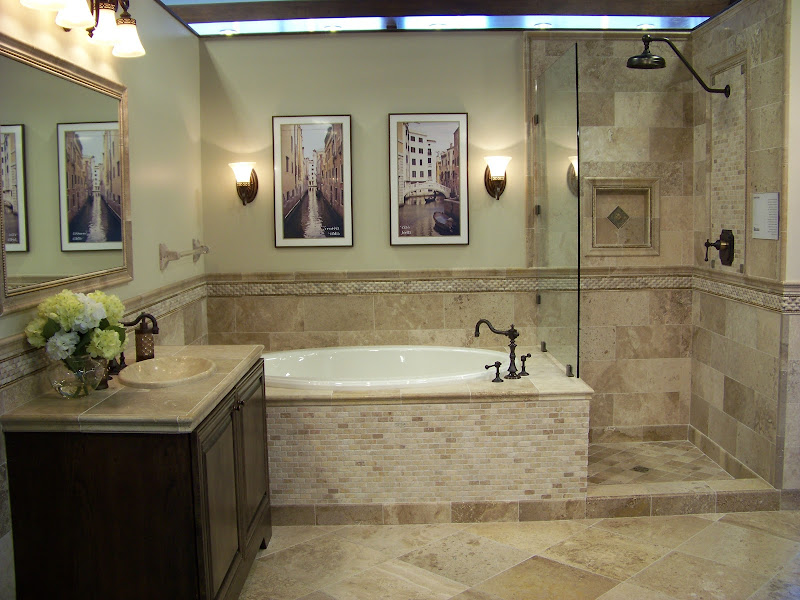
top-left (0, 32), bottom-right (132, 315)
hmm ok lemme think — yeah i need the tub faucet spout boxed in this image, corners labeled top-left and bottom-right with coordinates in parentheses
top-left (474, 319), bottom-right (520, 379)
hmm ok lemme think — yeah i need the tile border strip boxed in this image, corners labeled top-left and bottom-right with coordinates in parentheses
top-left (4, 268), bottom-right (800, 388)
top-left (270, 487), bottom-right (784, 526)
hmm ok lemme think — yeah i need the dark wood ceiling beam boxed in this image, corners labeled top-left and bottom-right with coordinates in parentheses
top-left (171, 0), bottom-right (736, 24)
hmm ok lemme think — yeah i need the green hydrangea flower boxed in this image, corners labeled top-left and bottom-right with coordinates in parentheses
top-left (88, 290), bottom-right (125, 325)
top-left (37, 290), bottom-right (84, 332)
top-left (24, 316), bottom-right (48, 348)
top-left (88, 328), bottom-right (124, 360)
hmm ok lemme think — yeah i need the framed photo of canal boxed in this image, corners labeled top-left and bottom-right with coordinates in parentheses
top-left (57, 122), bottom-right (123, 252)
top-left (389, 113), bottom-right (468, 245)
top-left (272, 115), bottom-right (352, 247)
top-left (1, 125), bottom-right (28, 252)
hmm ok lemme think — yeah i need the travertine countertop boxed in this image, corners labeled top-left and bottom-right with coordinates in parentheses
top-left (265, 350), bottom-right (593, 405)
top-left (1, 345), bottom-right (263, 434)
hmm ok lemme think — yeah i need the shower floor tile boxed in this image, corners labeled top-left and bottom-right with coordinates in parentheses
top-left (588, 440), bottom-right (735, 486)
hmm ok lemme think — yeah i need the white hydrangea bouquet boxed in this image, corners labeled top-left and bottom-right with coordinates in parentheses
top-left (25, 290), bottom-right (126, 397)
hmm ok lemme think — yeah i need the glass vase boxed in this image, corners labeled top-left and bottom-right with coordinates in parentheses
top-left (47, 355), bottom-right (107, 398)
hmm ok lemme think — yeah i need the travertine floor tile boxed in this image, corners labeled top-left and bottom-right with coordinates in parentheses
top-left (596, 582), bottom-right (678, 599)
top-left (260, 526), bottom-right (344, 557)
top-left (675, 521), bottom-right (800, 577)
top-left (464, 520), bottom-right (592, 554)
top-left (474, 556), bottom-right (618, 600)
top-left (591, 514), bottom-right (712, 548)
top-left (397, 530), bottom-right (532, 587)
top-left (333, 524), bottom-right (462, 557)
top-left (718, 510), bottom-right (800, 542)
top-left (239, 511), bottom-right (800, 600)
top-left (540, 527), bottom-right (671, 581)
top-left (631, 551), bottom-right (769, 600)
top-left (319, 559), bottom-right (467, 600)
top-left (254, 534), bottom-right (391, 591)
top-left (748, 575), bottom-right (800, 600)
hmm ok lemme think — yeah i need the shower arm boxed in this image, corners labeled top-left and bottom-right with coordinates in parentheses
top-left (644, 35), bottom-right (731, 97)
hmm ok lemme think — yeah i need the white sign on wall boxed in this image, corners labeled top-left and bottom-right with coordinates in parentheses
top-left (752, 192), bottom-right (779, 240)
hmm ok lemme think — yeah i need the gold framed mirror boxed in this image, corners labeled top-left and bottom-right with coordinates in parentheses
top-left (0, 32), bottom-right (132, 315)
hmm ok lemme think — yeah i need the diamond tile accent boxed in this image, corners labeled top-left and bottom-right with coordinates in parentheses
top-left (607, 206), bottom-right (630, 229)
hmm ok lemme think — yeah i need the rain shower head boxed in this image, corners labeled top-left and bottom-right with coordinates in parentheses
top-left (627, 34), bottom-right (730, 97)
top-left (626, 49), bottom-right (666, 69)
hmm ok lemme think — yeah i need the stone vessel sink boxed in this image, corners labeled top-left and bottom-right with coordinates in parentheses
top-left (118, 357), bottom-right (216, 389)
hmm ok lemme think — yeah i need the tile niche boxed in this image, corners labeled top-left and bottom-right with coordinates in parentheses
top-left (586, 177), bottom-right (660, 256)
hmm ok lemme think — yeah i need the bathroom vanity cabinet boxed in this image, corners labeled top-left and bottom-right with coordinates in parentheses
top-left (2, 345), bottom-right (270, 600)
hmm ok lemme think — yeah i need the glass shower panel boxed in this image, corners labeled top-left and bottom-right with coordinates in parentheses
top-left (534, 44), bottom-right (580, 375)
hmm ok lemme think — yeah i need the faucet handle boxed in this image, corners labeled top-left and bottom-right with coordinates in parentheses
top-left (519, 353), bottom-right (532, 376)
top-left (485, 361), bottom-right (503, 383)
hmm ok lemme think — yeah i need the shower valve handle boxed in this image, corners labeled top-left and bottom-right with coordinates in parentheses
top-left (704, 229), bottom-right (735, 266)
top-left (485, 362), bottom-right (503, 383)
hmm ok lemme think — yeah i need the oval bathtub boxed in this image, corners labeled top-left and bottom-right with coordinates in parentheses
top-left (262, 346), bottom-right (508, 390)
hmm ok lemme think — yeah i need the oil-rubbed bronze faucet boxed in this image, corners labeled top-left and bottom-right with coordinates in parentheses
top-left (474, 319), bottom-right (521, 379)
top-left (106, 313), bottom-right (160, 378)
top-left (120, 313), bottom-right (160, 363)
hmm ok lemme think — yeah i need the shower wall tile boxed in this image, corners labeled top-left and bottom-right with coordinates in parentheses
top-left (692, 359), bottom-right (724, 411)
top-left (692, 289), bottom-right (782, 484)
top-left (580, 127), bottom-right (651, 163)
top-left (580, 327), bottom-right (616, 362)
top-left (750, 102), bottom-right (784, 152)
top-left (695, 292), bottom-right (727, 335)
top-left (208, 332), bottom-right (271, 347)
top-left (374, 294), bottom-right (445, 331)
top-left (750, 57), bottom-right (784, 109)
top-left (648, 128), bottom-right (693, 162)
top-left (152, 310), bottom-right (184, 346)
top-left (581, 290), bottom-right (650, 327)
top-left (577, 92), bottom-right (615, 126)
top-left (339, 330), bottom-right (411, 347)
top-left (615, 325), bottom-right (691, 359)
top-left (236, 296), bottom-right (305, 332)
top-left (183, 299), bottom-right (207, 345)
top-left (207, 297), bottom-right (236, 333)
top-left (443, 293), bottom-right (515, 330)
top-left (302, 296), bottom-right (374, 331)
top-left (613, 392), bottom-right (684, 426)
top-left (649, 289), bottom-right (692, 325)
top-left (614, 92), bottom-right (691, 128)
top-left (269, 331), bottom-right (339, 351)
top-left (512, 293), bottom-right (538, 326)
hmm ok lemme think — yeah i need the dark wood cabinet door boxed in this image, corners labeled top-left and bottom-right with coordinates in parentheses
top-left (197, 397), bottom-right (241, 599)
top-left (238, 366), bottom-right (269, 543)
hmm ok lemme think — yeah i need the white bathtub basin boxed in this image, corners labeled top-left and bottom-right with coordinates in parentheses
top-left (262, 345), bottom-right (508, 390)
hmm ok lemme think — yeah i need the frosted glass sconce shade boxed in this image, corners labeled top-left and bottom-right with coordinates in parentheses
top-left (112, 10), bottom-right (145, 57)
top-left (89, 3), bottom-right (120, 45)
top-left (55, 0), bottom-right (95, 29)
top-left (484, 155), bottom-right (511, 199)
top-left (20, 0), bottom-right (67, 11)
top-left (567, 155), bottom-right (579, 196)
top-left (229, 162), bottom-right (258, 205)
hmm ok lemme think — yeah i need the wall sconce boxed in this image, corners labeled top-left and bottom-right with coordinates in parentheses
top-left (484, 156), bottom-right (511, 200)
top-left (21, 0), bottom-right (145, 58)
top-left (229, 162), bottom-right (258, 205)
top-left (567, 155), bottom-right (579, 196)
